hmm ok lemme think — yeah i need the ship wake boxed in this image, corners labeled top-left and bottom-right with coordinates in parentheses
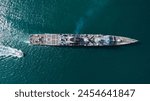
top-left (0, 45), bottom-right (23, 58)
top-left (0, 4), bottom-right (24, 59)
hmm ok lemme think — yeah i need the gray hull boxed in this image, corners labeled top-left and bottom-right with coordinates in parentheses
top-left (30, 34), bottom-right (138, 46)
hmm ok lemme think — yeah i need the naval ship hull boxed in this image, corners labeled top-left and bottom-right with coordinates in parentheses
top-left (29, 34), bottom-right (138, 46)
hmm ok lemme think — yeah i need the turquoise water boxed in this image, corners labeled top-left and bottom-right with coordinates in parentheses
top-left (0, 0), bottom-right (150, 84)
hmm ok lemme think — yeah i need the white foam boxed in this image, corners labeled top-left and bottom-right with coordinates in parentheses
top-left (0, 45), bottom-right (23, 58)
top-left (24, 40), bottom-right (30, 44)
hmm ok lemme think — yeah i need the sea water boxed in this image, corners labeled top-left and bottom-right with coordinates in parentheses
top-left (0, 0), bottom-right (150, 84)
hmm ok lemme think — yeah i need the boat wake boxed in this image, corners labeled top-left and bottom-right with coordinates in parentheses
top-left (0, 45), bottom-right (23, 58)
top-left (0, 4), bottom-right (24, 59)
top-left (0, 31), bottom-right (24, 58)
top-left (24, 40), bottom-right (30, 44)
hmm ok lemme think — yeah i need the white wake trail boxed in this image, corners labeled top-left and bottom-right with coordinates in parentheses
top-left (0, 1), bottom-right (24, 59)
top-left (0, 45), bottom-right (23, 58)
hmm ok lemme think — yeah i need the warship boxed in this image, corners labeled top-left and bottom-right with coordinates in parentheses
top-left (29, 34), bottom-right (138, 46)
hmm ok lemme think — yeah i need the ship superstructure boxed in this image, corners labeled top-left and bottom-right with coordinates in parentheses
top-left (30, 34), bottom-right (138, 46)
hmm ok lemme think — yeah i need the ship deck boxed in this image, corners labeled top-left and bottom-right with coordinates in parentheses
top-left (30, 34), bottom-right (138, 46)
top-left (30, 34), bottom-right (60, 45)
